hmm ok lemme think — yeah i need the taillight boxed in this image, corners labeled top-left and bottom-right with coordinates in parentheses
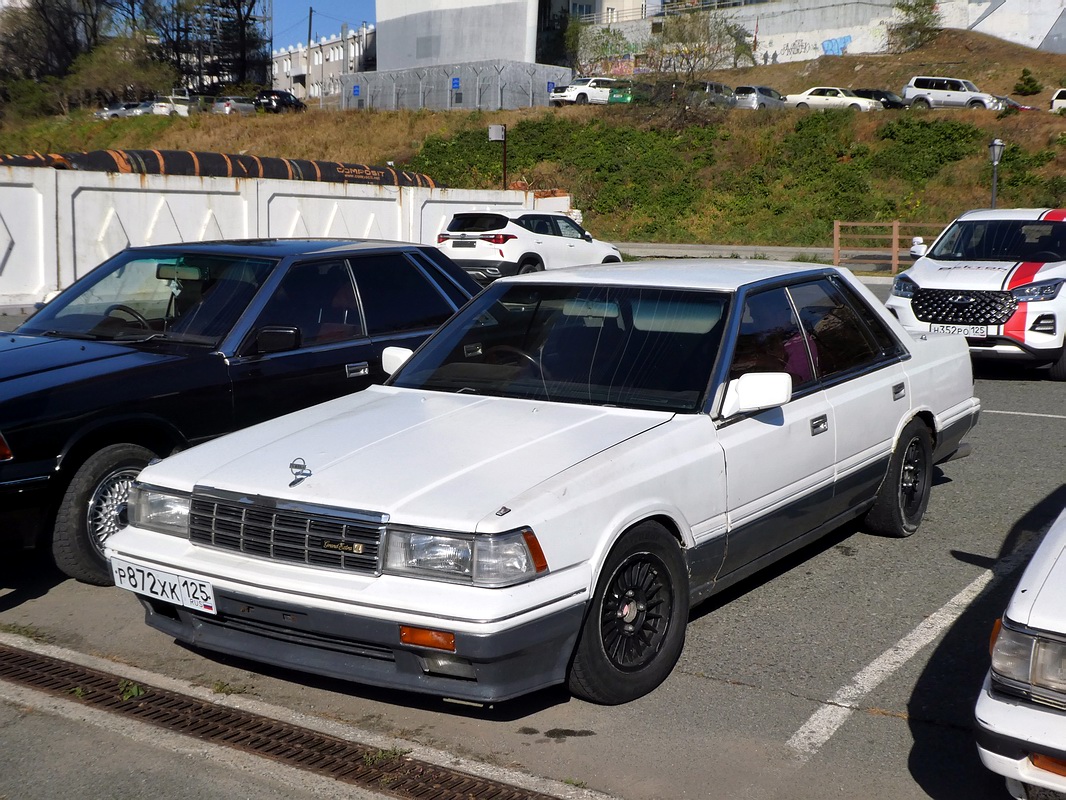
top-left (480, 233), bottom-right (516, 245)
top-left (0, 432), bottom-right (13, 462)
top-left (437, 233), bottom-right (449, 244)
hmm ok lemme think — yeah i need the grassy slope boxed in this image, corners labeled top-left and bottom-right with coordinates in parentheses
top-left (2, 30), bottom-right (1065, 246)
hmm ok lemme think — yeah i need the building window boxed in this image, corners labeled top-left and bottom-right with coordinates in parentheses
top-left (571, 3), bottom-right (594, 17)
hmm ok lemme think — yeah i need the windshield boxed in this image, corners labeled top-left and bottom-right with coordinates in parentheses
top-left (928, 220), bottom-right (1066, 262)
top-left (392, 283), bottom-right (730, 412)
top-left (20, 250), bottom-right (277, 344)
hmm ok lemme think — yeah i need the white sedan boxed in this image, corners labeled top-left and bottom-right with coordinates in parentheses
top-left (977, 505), bottom-right (1066, 799)
top-left (106, 260), bottom-right (979, 705)
top-left (785, 87), bottom-right (883, 111)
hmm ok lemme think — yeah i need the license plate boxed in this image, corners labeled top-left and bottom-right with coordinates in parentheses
top-left (452, 240), bottom-right (476, 248)
top-left (111, 557), bottom-right (217, 614)
top-left (929, 324), bottom-right (987, 338)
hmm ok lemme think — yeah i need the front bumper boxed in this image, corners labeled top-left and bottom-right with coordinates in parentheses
top-left (135, 583), bottom-right (584, 703)
top-left (975, 671), bottom-right (1066, 796)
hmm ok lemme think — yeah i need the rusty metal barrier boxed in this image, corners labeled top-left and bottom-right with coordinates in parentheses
top-left (833, 220), bottom-right (947, 274)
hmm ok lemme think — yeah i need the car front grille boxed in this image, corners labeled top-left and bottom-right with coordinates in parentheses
top-left (190, 488), bottom-right (386, 575)
top-left (911, 288), bottom-right (1017, 325)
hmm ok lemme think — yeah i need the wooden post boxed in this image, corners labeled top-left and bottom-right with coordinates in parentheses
top-left (891, 219), bottom-right (900, 274)
top-left (833, 220), bottom-right (841, 267)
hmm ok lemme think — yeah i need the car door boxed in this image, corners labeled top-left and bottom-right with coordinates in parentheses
top-left (552, 216), bottom-right (598, 267)
top-left (715, 285), bottom-right (837, 579)
top-left (229, 252), bottom-right (461, 428)
top-left (787, 277), bottom-right (910, 520)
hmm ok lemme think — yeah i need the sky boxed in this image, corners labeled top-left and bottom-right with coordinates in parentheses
top-left (271, 0), bottom-right (377, 52)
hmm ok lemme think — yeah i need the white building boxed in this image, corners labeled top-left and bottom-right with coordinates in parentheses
top-left (271, 23), bottom-right (375, 104)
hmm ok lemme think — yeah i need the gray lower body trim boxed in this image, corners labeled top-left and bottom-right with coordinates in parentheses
top-left (138, 587), bottom-right (585, 703)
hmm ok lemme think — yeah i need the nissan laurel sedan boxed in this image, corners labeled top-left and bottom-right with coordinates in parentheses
top-left (105, 260), bottom-right (980, 705)
top-left (0, 239), bottom-right (479, 585)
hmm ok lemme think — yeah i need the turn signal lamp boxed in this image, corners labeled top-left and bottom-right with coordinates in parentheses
top-left (400, 625), bottom-right (456, 652)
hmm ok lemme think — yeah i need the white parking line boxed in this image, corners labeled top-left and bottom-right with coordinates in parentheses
top-left (786, 542), bottom-right (1038, 761)
top-left (983, 410), bottom-right (1066, 421)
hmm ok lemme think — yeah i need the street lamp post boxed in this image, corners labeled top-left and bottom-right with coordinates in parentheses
top-left (989, 138), bottom-right (1005, 209)
top-left (488, 124), bottom-right (507, 191)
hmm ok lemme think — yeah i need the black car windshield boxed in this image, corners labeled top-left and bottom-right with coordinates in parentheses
top-left (20, 250), bottom-right (277, 344)
top-left (392, 283), bottom-right (730, 412)
top-left (929, 219), bottom-right (1066, 262)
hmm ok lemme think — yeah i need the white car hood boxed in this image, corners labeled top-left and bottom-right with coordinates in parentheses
top-left (141, 385), bottom-right (671, 531)
top-left (905, 256), bottom-right (1066, 291)
top-left (1005, 506), bottom-right (1066, 634)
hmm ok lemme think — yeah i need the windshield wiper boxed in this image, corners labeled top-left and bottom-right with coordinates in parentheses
top-left (40, 330), bottom-right (103, 340)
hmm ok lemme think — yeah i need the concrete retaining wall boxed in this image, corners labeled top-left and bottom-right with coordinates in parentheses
top-left (0, 167), bottom-right (569, 311)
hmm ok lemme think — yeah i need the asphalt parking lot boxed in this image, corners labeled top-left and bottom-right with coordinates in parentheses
top-left (0, 277), bottom-right (1063, 800)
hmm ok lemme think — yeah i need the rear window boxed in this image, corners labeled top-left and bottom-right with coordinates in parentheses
top-left (446, 214), bottom-right (508, 233)
top-left (735, 87), bottom-right (755, 95)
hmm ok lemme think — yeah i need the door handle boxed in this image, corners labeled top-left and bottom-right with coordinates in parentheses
top-left (810, 415), bottom-right (829, 435)
top-left (893, 382), bottom-right (906, 401)
top-left (346, 362), bottom-right (369, 378)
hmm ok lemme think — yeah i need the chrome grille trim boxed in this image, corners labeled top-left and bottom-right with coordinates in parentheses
top-left (911, 288), bottom-right (1017, 325)
top-left (189, 486), bottom-right (387, 575)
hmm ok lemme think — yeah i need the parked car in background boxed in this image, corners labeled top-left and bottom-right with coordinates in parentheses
top-left (549, 76), bottom-right (616, 105)
top-left (254, 89), bottom-right (307, 113)
top-left (126, 100), bottom-right (155, 117)
top-left (1050, 88), bottom-right (1066, 113)
top-left (436, 208), bottom-right (621, 283)
top-left (976, 505), bottom-right (1066, 800)
top-left (995, 95), bottom-right (1038, 112)
top-left (685, 81), bottom-right (736, 109)
top-left (212, 96), bottom-right (256, 115)
top-left (901, 76), bottom-right (1004, 110)
top-left (784, 86), bottom-right (883, 112)
top-left (94, 102), bottom-right (143, 120)
top-left (106, 259), bottom-right (979, 705)
top-left (151, 96), bottom-right (199, 117)
top-left (852, 88), bottom-right (909, 109)
top-left (607, 81), bottom-right (654, 105)
top-left (0, 239), bottom-right (479, 586)
top-left (734, 85), bottom-right (786, 110)
top-left (887, 208), bottom-right (1066, 380)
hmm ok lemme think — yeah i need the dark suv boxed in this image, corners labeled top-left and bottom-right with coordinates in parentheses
top-left (254, 90), bottom-right (307, 113)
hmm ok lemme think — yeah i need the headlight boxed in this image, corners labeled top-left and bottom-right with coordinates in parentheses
top-left (384, 526), bottom-right (548, 587)
top-left (127, 484), bottom-right (191, 537)
top-left (1011, 278), bottom-right (1063, 302)
top-left (991, 619), bottom-right (1066, 694)
top-left (891, 274), bottom-right (918, 299)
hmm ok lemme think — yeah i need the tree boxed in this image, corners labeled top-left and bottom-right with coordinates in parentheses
top-left (887, 0), bottom-right (941, 53)
top-left (66, 37), bottom-right (179, 104)
top-left (645, 10), bottom-right (753, 81)
top-left (1014, 68), bottom-right (1042, 96)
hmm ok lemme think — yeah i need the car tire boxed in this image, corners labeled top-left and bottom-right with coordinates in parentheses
top-left (568, 521), bottom-right (689, 705)
top-left (863, 419), bottom-right (933, 538)
top-left (797, 102), bottom-right (809, 110)
top-left (52, 443), bottom-right (157, 585)
top-left (518, 259), bottom-right (543, 274)
top-left (1049, 347), bottom-right (1066, 381)
top-left (576, 94), bottom-right (588, 105)
top-left (849, 103), bottom-right (861, 110)
top-left (968, 100), bottom-right (985, 109)
top-left (757, 102), bottom-right (766, 110)
top-left (912, 97), bottom-right (930, 109)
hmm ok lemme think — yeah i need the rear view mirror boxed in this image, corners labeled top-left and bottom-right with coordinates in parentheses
top-left (720, 372), bottom-right (793, 418)
top-left (157, 263), bottom-right (206, 281)
top-left (382, 346), bottom-right (414, 375)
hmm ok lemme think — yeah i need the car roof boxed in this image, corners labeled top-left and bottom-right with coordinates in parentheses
top-left (120, 238), bottom-right (434, 259)
top-left (452, 208), bottom-right (566, 219)
top-left (499, 259), bottom-right (838, 292)
top-left (956, 208), bottom-right (1066, 222)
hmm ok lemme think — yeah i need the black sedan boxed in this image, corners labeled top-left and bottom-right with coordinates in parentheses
top-left (852, 88), bottom-right (909, 109)
top-left (0, 239), bottom-right (479, 585)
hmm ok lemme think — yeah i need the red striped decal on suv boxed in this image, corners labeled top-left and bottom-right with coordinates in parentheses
top-left (1040, 209), bottom-right (1066, 221)
top-left (1004, 262), bottom-right (1045, 342)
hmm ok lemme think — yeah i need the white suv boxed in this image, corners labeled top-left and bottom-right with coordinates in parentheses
top-left (886, 208), bottom-right (1066, 380)
top-left (901, 76), bottom-right (1003, 110)
top-left (549, 77), bottom-right (616, 105)
top-left (436, 209), bottom-right (621, 283)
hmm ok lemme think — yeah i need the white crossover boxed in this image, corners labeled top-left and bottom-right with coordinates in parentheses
top-left (106, 261), bottom-right (980, 705)
top-left (977, 505), bottom-right (1066, 799)
top-left (886, 208), bottom-right (1066, 380)
top-left (549, 76), bottom-right (616, 105)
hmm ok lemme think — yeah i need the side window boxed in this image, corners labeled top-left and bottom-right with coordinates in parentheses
top-left (828, 278), bottom-right (904, 357)
top-left (256, 260), bottom-right (363, 347)
top-left (350, 254), bottom-right (454, 335)
top-left (556, 217), bottom-right (586, 240)
top-left (787, 280), bottom-right (881, 379)
top-left (728, 287), bottom-right (816, 391)
top-left (947, 80), bottom-right (963, 91)
top-left (914, 78), bottom-right (931, 90)
top-left (408, 249), bottom-right (471, 308)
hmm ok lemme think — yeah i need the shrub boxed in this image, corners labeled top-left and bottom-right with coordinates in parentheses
top-left (1013, 68), bottom-right (1042, 96)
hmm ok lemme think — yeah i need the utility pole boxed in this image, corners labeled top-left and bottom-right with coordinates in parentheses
top-left (307, 7), bottom-right (313, 103)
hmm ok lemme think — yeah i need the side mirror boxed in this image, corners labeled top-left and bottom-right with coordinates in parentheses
top-left (256, 326), bottom-right (301, 354)
top-left (583, 232), bottom-right (593, 242)
top-left (909, 244), bottom-right (927, 261)
top-left (720, 372), bottom-right (793, 418)
top-left (382, 346), bottom-right (414, 375)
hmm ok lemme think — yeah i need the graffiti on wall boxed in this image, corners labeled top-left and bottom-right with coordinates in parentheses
top-left (821, 34), bottom-right (853, 56)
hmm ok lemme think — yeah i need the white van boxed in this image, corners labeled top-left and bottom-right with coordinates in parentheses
top-left (1050, 88), bottom-right (1066, 113)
